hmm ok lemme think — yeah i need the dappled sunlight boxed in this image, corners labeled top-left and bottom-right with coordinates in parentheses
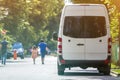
top-left (0, 0), bottom-right (120, 80)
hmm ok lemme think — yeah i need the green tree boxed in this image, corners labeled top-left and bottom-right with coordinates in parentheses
top-left (0, 0), bottom-right (64, 50)
top-left (105, 0), bottom-right (120, 42)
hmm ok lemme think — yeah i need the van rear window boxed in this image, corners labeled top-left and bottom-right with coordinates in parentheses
top-left (63, 16), bottom-right (107, 38)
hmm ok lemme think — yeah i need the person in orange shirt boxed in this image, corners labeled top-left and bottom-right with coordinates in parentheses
top-left (31, 45), bottom-right (38, 64)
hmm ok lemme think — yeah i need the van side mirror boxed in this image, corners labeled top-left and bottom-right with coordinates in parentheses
top-left (52, 32), bottom-right (58, 40)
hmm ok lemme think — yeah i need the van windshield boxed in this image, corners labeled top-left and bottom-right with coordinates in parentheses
top-left (63, 16), bottom-right (107, 38)
top-left (12, 42), bottom-right (23, 49)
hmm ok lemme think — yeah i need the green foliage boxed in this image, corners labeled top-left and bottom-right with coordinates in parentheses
top-left (1, 0), bottom-right (119, 52)
top-left (0, 0), bottom-right (64, 50)
top-left (47, 40), bottom-right (57, 51)
top-left (105, 0), bottom-right (120, 42)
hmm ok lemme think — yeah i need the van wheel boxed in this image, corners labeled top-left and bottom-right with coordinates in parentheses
top-left (103, 65), bottom-right (111, 75)
top-left (57, 62), bottom-right (65, 75)
top-left (98, 65), bottom-right (110, 75)
top-left (21, 55), bottom-right (24, 59)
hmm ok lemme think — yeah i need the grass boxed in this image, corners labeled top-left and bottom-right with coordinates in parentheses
top-left (111, 63), bottom-right (120, 69)
top-left (112, 70), bottom-right (120, 73)
top-left (111, 63), bottom-right (120, 74)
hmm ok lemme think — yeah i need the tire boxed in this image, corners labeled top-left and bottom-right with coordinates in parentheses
top-left (21, 54), bottom-right (24, 59)
top-left (98, 65), bottom-right (110, 75)
top-left (57, 62), bottom-right (65, 75)
top-left (103, 66), bottom-right (111, 75)
top-left (98, 68), bottom-right (102, 73)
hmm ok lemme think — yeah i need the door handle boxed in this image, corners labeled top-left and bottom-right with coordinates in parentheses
top-left (77, 43), bottom-right (84, 46)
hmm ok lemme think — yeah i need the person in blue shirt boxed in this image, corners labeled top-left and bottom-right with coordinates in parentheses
top-left (38, 39), bottom-right (47, 64)
top-left (0, 38), bottom-right (8, 65)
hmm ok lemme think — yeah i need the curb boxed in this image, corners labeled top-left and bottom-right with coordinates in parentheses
top-left (111, 70), bottom-right (120, 77)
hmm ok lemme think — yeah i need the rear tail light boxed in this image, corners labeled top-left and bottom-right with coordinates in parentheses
top-left (58, 37), bottom-right (62, 42)
top-left (104, 59), bottom-right (110, 64)
top-left (104, 38), bottom-right (112, 64)
top-left (108, 38), bottom-right (112, 54)
top-left (60, 60), bottom-right (65, 64)
top-left (58, 37), bottom-right (62, 54)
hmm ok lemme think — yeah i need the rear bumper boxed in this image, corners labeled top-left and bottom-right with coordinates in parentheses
top-left (58, 55), bottom-right (111, 68)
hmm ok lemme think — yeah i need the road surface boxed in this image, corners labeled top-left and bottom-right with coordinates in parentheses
top-left (0, 55), bottom-right (120, 80)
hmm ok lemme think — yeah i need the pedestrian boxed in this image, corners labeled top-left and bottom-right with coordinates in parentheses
top-left (31, 45), bottom-right (38, 64)
top-left (38, 39), bottom-right (48, 64)
top-left (0, 38), bottom-right (8, 65)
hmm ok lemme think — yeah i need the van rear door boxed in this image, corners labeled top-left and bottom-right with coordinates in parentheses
top-left (62, 5), bottom-right (85, 60)
top-left (61, 5), bottom-right (108, 60)
top-left (84, 5), bottom-right (108, 60)
top-left (62, 36), bottom-right (85, 60)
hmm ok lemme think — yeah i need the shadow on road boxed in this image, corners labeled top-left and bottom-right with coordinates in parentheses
top-left (5, 59), bottom-right (27, 63)
top-left (60, 71), bottom-right (116, 80)
top-left (63, 72), bottom-right (104, 76)
top-left (61, 69), bottom-right (103, 76)
top-left (6, 61), bottom-right (26, 63)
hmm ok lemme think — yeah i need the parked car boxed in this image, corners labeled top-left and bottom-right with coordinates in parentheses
top-left (12, 42), bottom-right (24, 59)
top-left (53, 4), bottom-right (111, 75)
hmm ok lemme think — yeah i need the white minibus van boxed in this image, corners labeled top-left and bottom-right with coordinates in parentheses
top-left (54, 4), bottom-right (111, 75)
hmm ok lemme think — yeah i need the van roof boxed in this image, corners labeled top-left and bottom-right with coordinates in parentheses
top-left (65, 3), bottom-right (105, 6)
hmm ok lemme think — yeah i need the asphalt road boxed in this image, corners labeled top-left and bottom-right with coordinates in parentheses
top-left (0, 55), bottom-right (120, 80)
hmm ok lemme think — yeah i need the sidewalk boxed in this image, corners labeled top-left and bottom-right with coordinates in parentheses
top-left (111, 68), bottom-right (120, 77)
